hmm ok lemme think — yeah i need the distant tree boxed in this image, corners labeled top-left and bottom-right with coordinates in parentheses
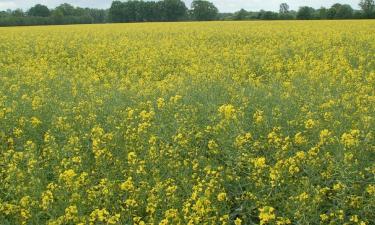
top-left (0, 11), bottom-right (8, 18)
top-left (359, 0), bottom-right (375, 18)
top-left (336, 4), bottom-right (353, 19)
top-left (12, 9), bottom-right (25, 17)
top-left (155, 1), bottom-right (166, 20)
top-left (353, 10), bottom-right (364, 18)
top-left (326, 7), bottom-right (337, 19)
top-left (109, 1), bottom-right (126, 22)
top-left (279, 3), bottom-right (290, 14)
top-left (51, 8), bottom-right (64, 23)
top-left (54, 3), bottom-right (77, 16)
top-left (122, 1), bottom-right (139, 22)
top-left (87, 8), bottom-right (107, 23)
top-left (297, 6), bottom-right (315, 20)
top-left (28, 4), bottom-right (50, 17)
top-left (234, 9), bottom-right (248, 20)
top-left (109, 0), bottom-right (186, 22)
top-left (325, 3), bottom-right (354, 19)
top-left (317, 7), bottom-right (327, 19)
top-left (258, 10), bottom-right (279, 20)
top-left (162, 0), bottom-right (187, 21)
top-left (279, 3), bottom-right (295, 19)
top-left (217, 12), bottom-right (234, 20)
top-left (134, 1), bottom-right (147, 21)
top-left (191, 0), bottom-right (218, 21)
top-left (143, 1), bottom-right (158, 21)
top-left (326, 3), bottom-right (341, 19)
top-left (74, 7), bottom-right (87, 17)
top-left (331, 3), bottom-right (343, 10)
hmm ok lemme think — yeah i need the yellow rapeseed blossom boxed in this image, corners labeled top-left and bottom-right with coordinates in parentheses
top-left (217, 192), bottom-right (227, 202)
top-left (219, 104), bottom-right (236, 120)
top-left (234, 217), bottom-right (242, 225)
top-left (259, 206), bottom-right (276, 225)
top-left (304, 119), bottom-right (315, 129)
top-left (341, 130), bottom-right (360, 148)
top-left (120, 177), bottom-right (134, 191)
top-left (0, 21), bottom-right (373, 225)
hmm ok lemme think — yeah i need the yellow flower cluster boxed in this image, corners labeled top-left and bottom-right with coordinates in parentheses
top-left (0, 21), bottom-right (374, 224)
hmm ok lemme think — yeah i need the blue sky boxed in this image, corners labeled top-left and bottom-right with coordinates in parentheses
top-left (0, 0), bottom-right (360, 12)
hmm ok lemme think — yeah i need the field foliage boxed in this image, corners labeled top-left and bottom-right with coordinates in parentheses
top-left (0, 21), bottom-right (374, 224)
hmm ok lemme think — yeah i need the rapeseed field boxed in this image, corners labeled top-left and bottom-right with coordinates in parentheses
top-left (0, 21), bottom-right (374, 224)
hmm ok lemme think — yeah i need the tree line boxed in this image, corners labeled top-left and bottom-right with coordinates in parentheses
top-left (0, 0), bottom-right (374, 27)
top-left (231, 1), bottom-right (375, 20)
top-left (108, 0), bottom-right (218, 22)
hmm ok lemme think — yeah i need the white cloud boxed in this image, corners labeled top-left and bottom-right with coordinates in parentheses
top-left (0, 1), bottom-right (17, 10)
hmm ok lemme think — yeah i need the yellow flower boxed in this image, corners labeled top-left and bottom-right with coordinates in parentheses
top-left (108, 214), bottom-right (121, 224)
top-left (254, 157), bottom-right (267, 168)
top-left (294, 132), bottom-right (307, 145)
top-left (120, 177), bottom-right (134, 191)
top-left (41, 190), bottom-right (53, 210)
top-left (31, 96), bottom-right (42, 110)
top-left (366, 184), bottom-right (375, 195)
top-left (125, 199), bottom-right (138, 207)
top-left (64, 205), bottom-right (78, 221)
top-left (30, 117), bottom-right (42, 127)
top-left (89, 208), bottom-right (117, 224)
top-left (319, 129), bottom-right (331, 144)
top-left (217, 192), bottom-right (227, 202)
top-left (341, 130), bottom-right (360, 148)
top-left (159, 219), bottom-right (169, 225)
top-left (333, 182), bottom-right (344, 191)
top-left (253, 110), bottom-right (264, 124)
top-left (234, 132), bottom-right (252, 148)
top-left (219, 104), bottom-right (236, 120)
top-left (320, 214), bottom-right (329, 221)
top-left (208, 140), bottom-right (219, 150)
top-left (259, 206), bottom-right (276, 225)
top-left (288, 164), bottom-right (300, 175)
top-left (234, 217), bottom-right (242, 225)
top-left (304, 119), bottom-right (315, 129)
top-left (297, 192), bottom-right (309, 201)
top-left (59, 169), bottom-right (77, 185)
top-left (157, 97), bottom-right (165, 108)
top-left (276, 217), bottom-right (291, 225)
top-left (350, 215), bottom-right (359, 223)
top-left (128, 152), bottom-right (137, 164)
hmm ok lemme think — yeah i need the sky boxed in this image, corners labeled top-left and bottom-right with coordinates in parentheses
top-left (0, 0), bottom-right (360, 12)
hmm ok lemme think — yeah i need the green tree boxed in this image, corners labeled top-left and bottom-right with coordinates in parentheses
top-left (279, 3), bottom-right (290, 14)
top-left (258, 10), bottom-right (279, 20)
top-left (162, 0), bottom-right (187, 21)
top-left (336, 4), bottom-right (353, 19)
top-left (86, 8), bottom-right (107, 23)
top-left (279, 3), bottom-right (295, 20)
top-left (109, 1), bottom-right (126, 22)
top-left (54, 3), bottom-right (76, 16)
top-left (317, 7), bottom-right (327, 19)
top-left (296, 6), bottom-right (315, 20)
top-left (11, 9), bottom-right (25, 17)
top-left (191, 0), bottom-right (218, 21)
top-left (326, 7), bottom-right (337, 19)
top-left (143, 1), bottom-right (161, 21)
top-left (359, 0), bottom-right (375, 18)
top-left (234, 9), bottom-right (248, 20)
top-left (28, 4), bottom-right (50, 17)
top-left (0, 11), bottom-right (8, 18)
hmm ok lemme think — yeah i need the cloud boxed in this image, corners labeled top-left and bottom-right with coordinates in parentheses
top-left (0, 1), bottom-right (17, 10)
